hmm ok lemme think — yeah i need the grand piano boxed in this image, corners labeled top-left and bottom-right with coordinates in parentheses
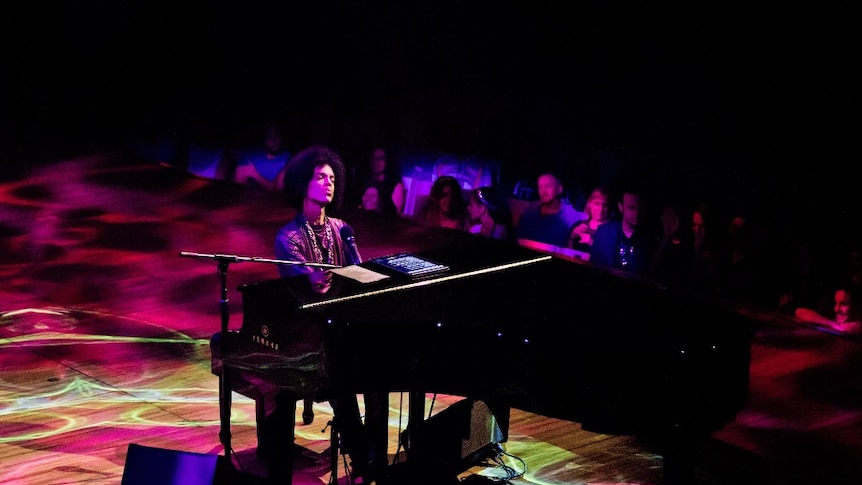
top-left (210, 209), bottom-right (756, 485)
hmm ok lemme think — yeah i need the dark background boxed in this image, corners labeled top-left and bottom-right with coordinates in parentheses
top-left (2, 2), bottom-right (858, 247)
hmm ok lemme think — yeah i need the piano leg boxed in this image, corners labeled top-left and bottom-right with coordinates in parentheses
top-left (364, 392), bottom-right (390, 479)
top-left (406, 390), bottom-right (425, 465)
top-left (261, 393), bottom-right (298, 485)
top-left (217, 373), bottom-right (232, 459)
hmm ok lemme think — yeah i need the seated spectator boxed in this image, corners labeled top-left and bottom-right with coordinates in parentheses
top-left (776, 237), bottom-right (819, 315)
top-left (467, 186), bottom-right (513, 239)
top-left (721, 211), bottom-right (764, 304)
top-left (845, 243), bottom-right (862, 290)
top-left (795, 285), bottom-right (862, 336)
top-left (651, 202), bottom-right (693, 287)
top-left (357, 179), bottom-right (398, 216)
top-left (779, 241), bottom-right (862, 317)
top-left (187, 130), bottom-right (232, 180)
top-left (690, 201), bottom-right (728, 293)
top-left (566, 186), bottom-right (612, 256)
top-left (590, 187), bottom-right (658, 277)
top-left (235, 122), bottom-right (291, 191)
top-left (515, 171), bottom-right (587, 248)
top-left (353, 146), bottom-right (406, 215)
top-left (416, 175), bottom-right (470, 230)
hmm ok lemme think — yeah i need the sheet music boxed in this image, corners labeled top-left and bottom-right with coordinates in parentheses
top-left (331, 265), bottom-right (390, 283)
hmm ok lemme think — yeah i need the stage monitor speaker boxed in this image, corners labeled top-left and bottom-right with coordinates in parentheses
top-left (120, 443), bottom-right (231, 485)
top-left (400, 399), bottom-right (504, 474)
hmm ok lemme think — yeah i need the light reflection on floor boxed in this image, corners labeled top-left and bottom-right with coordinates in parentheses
top-left (2, 305), bottom-right (547, 484)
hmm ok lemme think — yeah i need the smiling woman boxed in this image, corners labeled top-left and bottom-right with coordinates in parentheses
top-left (795, 286), bottom-right (862, 336)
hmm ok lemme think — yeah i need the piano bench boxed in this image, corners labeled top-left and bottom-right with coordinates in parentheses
top-left (210, 332), bottom-right (319, 452)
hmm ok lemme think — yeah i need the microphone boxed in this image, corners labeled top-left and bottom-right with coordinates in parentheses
top-left (339, 224), bottom-right (362, 265)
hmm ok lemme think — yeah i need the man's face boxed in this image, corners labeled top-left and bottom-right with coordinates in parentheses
top-left (264, 126), bottom-right (282, 154)
top-left (834, 289), bottom-right (853, 324)
top-left (619, 193), bottom-right (641, 227)
top-left (692, 211), bottom-right (705, 237)
top-left (369, 148), bottom-right (386, 175)
top-left (587, 194), bottom-right (609, 221)
top-left (537, 174), bottom-right (562, 204)
top-left (307, 164), bottom-right (335, 205)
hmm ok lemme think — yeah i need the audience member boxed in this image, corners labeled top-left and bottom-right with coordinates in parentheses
top-left (590, 187), bottom-right (658, 277)
top-left (566, 186), bottom-right (612, 255)
top-left (776, 237), bottom-right (820, 315)
top-left (357, 179), bottom-right (398, 216)
top-left (838, 241), bottom-right (862, 292)
top-left (271, 146), bottom-right (386, 483)
top-left (187, 129), bottom-right (233, 180)
top-left (651, 202), bottom-right (693, 287)
top-left (235, 122), bottom-right (291, 191)
top-left (795, 285), bottom-right (862, 336)
top-left (467, 185), bottom-right (513, 239)
top-left (720, 212), bottom-right (764, 304)
top-left (515, 171), bottom-right (587, 248)
top-left (416, 175), bottom-right (470, 230)
top-left (779, 240), bottom-right (862, 317)
top-left (353, 146), bottom-right (406, 215)
top-left (689, 201), bottom-right (728, 293)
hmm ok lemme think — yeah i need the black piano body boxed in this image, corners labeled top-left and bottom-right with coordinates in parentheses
top-left (217, 222), bottom-right (755, 484)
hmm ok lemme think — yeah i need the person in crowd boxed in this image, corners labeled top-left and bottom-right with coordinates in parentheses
top-left (651, 202), bottom-right (693, 287)
top-left (590, 187), bottom-right (658, 277)
top-left (515, 170), bottom-right (587, 248)
top-left (467, 185), bottom-right (513, 239)
top-left (357, 179), bottom-right (398, 216)
top-left (795, 285), bottom-right (862, 336)
top-left (779, 240), bottom-right (862, 318)
top-left (186, 126), bottom-right (233, 180)
top-left (566, 186), bottom-right (612, 255)
top-left (776, 236), bottom-right (820, 315)
top-left (353, 146), bottom-right (406, 215)
top-left (416, 175), bottom-right (470, 230)
top-left (689, 201), bottom-right (728, 293)
top-left (720, 211), bottom-right (764, 304)
top-left (271, 146), bottom-right (387, 483)
top-left (235, 122), bottom-right (291, 191)
top-left (843, 243), bottom-right (862, 290)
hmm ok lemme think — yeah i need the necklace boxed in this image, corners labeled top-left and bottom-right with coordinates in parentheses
top-left (302, 216), bottom-right (334, 264)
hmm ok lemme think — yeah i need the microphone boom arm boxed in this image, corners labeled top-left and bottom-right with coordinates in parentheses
top-left (179, 251), bottom-right (341, 269)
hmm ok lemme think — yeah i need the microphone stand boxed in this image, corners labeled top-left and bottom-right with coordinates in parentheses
top-left (180, 251), bottom-right (340, 270)
top-left (179, 251), bottom-right (339, 462)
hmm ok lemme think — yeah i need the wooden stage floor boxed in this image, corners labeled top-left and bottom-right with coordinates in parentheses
top-left (2, 154), bottom-right (861, 484)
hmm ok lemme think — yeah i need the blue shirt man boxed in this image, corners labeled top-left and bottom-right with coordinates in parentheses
top-left (590, 191), bottom-right (658, 277)
top-left (515, 172), bottom-right (587, 248)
